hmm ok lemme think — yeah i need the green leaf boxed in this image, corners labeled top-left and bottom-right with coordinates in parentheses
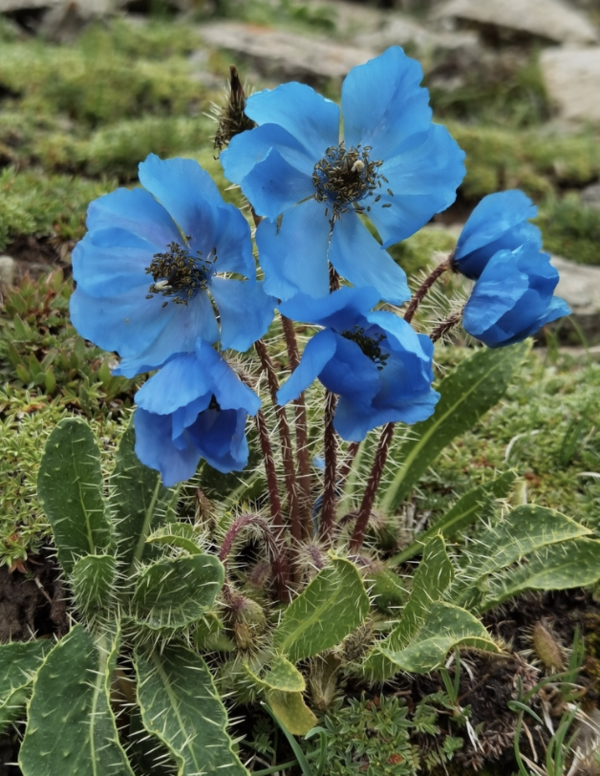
top-left (450, 505), bottom-right (590, 609)
top-left (146, 523), bottom-right (202, 555)
top-left (111, 423), bottom-right (178, 572)
top-left (71, 554), bottom-right (116, 620)
top-left (0, 641), bottom-right (54, 733)
top-left (135, 643), bottom-right (248, 776)
top-left (37, 417), bottom-right (111, 575)
top-left (20, 624), bottom-right (134, 776)
top-left (379, 602), bottom-right (500, 673)
top-left (363, 536), bottom-right (454, 681)
top-left (131, 555), bottom-right (224, 631)
top-left (379, 342), bottom-right (528, 513)
top-left (273, 557), bottom-right (369, 663)
top-left (480, 538), bottom-right (600, 612)
top-left (245, 655), bottom-right (306, 692)
top-left (389, 471), bottom-right (516, 566)
top-left (265, 690), bottom-right (318, 737)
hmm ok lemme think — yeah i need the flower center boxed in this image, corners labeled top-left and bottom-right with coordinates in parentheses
top-left (145, 241), bottom-right (216, 307)
top-left (340, 326), bottom-right (389, 370)
top-left (313, 143), bottom-right (383, 220)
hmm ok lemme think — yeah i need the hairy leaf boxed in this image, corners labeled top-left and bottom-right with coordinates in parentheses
top-left (245, 655), bottom-right (305, 693)
top-left (20, 624), bottom-right (134, 776)
top-left (71, 553), bottom-right (116, 620)
top-left (265, 690), bottom-right (318, 736)
top-left (379, 342), bottom-right (528, 513)
top-left (273, 557), bottom-right (369, 662)
top-left (37, 417), bottom-right (111, 575)
top-left (131, 555), bottom-right (224, 631)
top-left (135, 643), bottom-right (248, 776)
top-left (0, 641), bottom-right (53, 733)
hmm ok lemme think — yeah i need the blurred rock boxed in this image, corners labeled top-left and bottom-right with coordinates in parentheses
top-left (551, 255), bottom-right (600, 339)
top-left (197, 22), bottom-right (377, 84)
top-left (0, 256), bottom-right (16, 286)
top-left (39, 0), bottom-right (113, 41)
top-left (431, 0), bottom-right (597, 44)
top-left (581, 182), bottom-right (600, 209)
top-left (0, 0), bottom-right (55, 10)
top-left (541, 47), bottom-right (600, 122)
top-left (353, 13), bottom-right (479, 59)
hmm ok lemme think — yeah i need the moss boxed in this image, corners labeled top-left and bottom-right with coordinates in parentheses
top-left (389, 226), bottom-right (457, 278)
top-left (536, 194), bottom-right (600, 266)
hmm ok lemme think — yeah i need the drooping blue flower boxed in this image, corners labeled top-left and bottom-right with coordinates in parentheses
top-left (134, 341), bottom-right (261, 486)
top-left (462, 242), bottom-right (570, 348)
top-left (221, 46), bottom-right (466, 305)
top-left (276, 286), bottom-right (439, 441)
top-left (70, 154), bottom-right (275, 378)
top-left (452, 190), bottom-right (542, 280)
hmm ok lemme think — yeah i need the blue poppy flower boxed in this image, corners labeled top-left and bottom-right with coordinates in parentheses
top-left (453, 190), bottom-right (542, 280)
top-left (462, 241), bottom-right (570, 348)
top-left (70, 154), bottom-right (275, 378)
top-left (133, 341), bottom-right (261, 486)
top-left (221, 46), bottom-right (465, 305)
top-left (276, 286), bottom-right (439, 441)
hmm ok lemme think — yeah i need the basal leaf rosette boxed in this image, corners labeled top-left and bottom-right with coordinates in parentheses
top-left (276, 286), bottom-right (439, 441)
top-left (70, 154), bottom-right (275, 378)
top-left (134, 341), bottom-right (261, 486)
top-left (221, 46), bottom-right (466, 304)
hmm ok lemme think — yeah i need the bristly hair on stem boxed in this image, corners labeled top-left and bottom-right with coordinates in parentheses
top-left (319, 391), bottom-right (338, 546)
top-left (403, 258), bottom-right (450, 324)
top-left (213, 65), bottom-right (257, 152)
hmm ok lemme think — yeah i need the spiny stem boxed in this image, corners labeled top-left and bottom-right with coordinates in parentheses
top-left (319, 391), bottom-right (338, 545)
top-left (281, 314), bottom-right (313, 539)
top-left (350, 422), bottom-right (395, 553)
top-left (338, 441), bottom-right (360, 493)
top-left (403, 259), bottom-right (449, 324)
top-left (253, 409), bottom-right (290, 602)
top-left (255, 339), bottom-right (302, 545)
top-left (430, 310), bottom-right (463, 343)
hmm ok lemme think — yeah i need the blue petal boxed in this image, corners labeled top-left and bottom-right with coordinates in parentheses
top-left (196, 340), bottom-right (261, 416)
top-left (188, 407), bottom-right (250, 473)
top-left (134, 408), bottom-right (200, 487)
top-left (368, 124), bottom-right (465, 247)
top-left (318, 335), bottom-right (380, 405)
top-left (277, 330), bottom-right (337, 405)
top-left (221, 123), bottom-right (317, 184)
top-left (210, 277), bottom-right (275, 353)
top-left (138, 154), bottom-right (224, 246)
top-left (72, 237), bottom-right (149, 297)
top-left (455, 190), bottom-right (540, 279)
top-left (329, 212), bottom-right (410, 304)
top-left (235, 147), bottom-right (315, 220)
top-left (113, 291), bottom-right (220, 376)
top-left (342, 47), bottom-right (432, 160)
top-left (203, 200), bottom-right (255, 279)
top-left (279, 285), bottom-right (381, 329)
top-left (256, 199), bottom-right (331, 301)
top-left (245, 82), bottom-right (339, 157)
top-left (463, 250), bottom-right (530, 337)
top-left (135, 352), bottom-right (213, 415)
top-left (85, 186), bottom-right (181, 251)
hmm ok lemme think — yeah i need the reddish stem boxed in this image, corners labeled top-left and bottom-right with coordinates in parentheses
top-left (430, 310), bottom-right (463, 343)
top-left (319, 391), bottom-right (338, 546)
top-left (349, 422), bottom-right (395, 553)
top-left (255, 339), bottom-right (302, 545)
top-left (281, 315), bottom-right (313, 539)
top-left (403, 260), bottom-right (449, 324)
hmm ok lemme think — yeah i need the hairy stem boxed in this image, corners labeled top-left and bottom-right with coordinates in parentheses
top-left (255, 339), bottom-right (302, 545)
top-left (319, 391), bottom-right (338, 546)
top-left (281, 315), bottom-right (313, 539)
top-left (403, 259), bottom-right (449, 324)
top-left (350, 422), bottom-right (395, 553)
top-left (253, 409), bottom-right (290, 602)
top-left (430, 310), bottom-right (463, 343)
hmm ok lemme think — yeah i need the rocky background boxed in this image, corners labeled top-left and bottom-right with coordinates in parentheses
top-left (1, 0), bottom-right (600, 339)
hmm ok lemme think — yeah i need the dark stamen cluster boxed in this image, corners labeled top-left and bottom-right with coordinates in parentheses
top-left (313, 143), bottom-right (385, 221)
top-left (145, 241), bottom-right (216, 308)
top-left (208, 395), bottom-right (221, 411)
top-left (340, 326), bottom-right (389, 370)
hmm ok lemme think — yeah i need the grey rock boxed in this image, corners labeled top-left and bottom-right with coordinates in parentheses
top-left (0, 0), bottom-right (57, 12)
top-left (431, 0), bottom-right (597, 44)
top-left (353, 13), bottom-right (479, 58)
top-left (0, 255), bottom-right (16, 286)
top-left (39, 0), bottom-right (113, 42)
top-left (551, 255), bottom-right (600, 317)
top-left (541, 47), bottom-right (600, 123)
top-left (197, 21), bottom-right (378, 83)
top-left (581, 183), bottom-right (600, 209)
